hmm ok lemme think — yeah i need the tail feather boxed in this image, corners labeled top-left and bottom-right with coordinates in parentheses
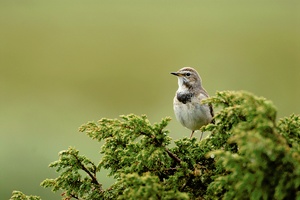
top-left (209, 103), bottom-right (215, 124)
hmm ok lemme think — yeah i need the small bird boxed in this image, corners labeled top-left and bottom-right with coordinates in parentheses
top-left (171, 67), bottom-right (214, 139)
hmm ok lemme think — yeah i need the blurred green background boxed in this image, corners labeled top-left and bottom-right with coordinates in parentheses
top-left (1, 1), bottom-right (299, 199)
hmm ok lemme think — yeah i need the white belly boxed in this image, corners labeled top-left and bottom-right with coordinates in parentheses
top-left (173, 97), bottom-right (212, 131)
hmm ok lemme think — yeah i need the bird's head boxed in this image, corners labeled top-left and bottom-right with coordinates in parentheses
top-left (171, 67), bottom-right (202, 89)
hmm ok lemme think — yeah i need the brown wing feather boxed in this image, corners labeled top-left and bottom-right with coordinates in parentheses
top-left (199, 88), bottom-right (215, 124)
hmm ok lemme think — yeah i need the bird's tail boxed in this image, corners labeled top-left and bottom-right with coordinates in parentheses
top-left (209, 103), bottom-right (215, 124)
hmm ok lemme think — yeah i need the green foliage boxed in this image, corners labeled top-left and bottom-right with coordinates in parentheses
top-left (277, 114), bottom-right (300, 152)
top-left (10, 191), bottom-right (41, 200)
top-left (40, 147), bottom-right (103, 199)
top-left (79, 114), bottom-right (173, 179)
top-left (203, 91), bottom-right (300, 200)
top-left (11, 91), bottom-right (300, 200)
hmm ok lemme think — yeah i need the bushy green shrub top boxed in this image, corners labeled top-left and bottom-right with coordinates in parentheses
top-left (11, 91), bottom-right (300, 200)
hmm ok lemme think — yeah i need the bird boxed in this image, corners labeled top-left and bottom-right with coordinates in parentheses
top-left (171, 67), bottom-right (214, 140)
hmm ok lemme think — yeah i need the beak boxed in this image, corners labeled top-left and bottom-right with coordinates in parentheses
top-left (171, 72), bottom-right (180, 76)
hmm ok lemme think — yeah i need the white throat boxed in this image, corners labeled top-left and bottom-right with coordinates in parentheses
top-left (177, 78), bottom-right (189, 93)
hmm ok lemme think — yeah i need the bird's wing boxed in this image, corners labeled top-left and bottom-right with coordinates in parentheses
top-left (199, 88), bottom-right (215, 124)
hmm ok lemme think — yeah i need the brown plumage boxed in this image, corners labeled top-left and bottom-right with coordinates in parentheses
top-left (171, 67), bottom-right (214, 139)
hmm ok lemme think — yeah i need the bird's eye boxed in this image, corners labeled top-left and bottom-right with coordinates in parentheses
top-left (186, 72), bottom-right (191, 76)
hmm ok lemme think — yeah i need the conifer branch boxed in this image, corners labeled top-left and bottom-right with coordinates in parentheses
top-left (10, 91), bottom-right (300, 200)
top-left (141, 131), bottom-right (182, 163)
top-left (72, 154), bottom-right (102, 191)
top-left (165, 148), bottom-right (182, 163)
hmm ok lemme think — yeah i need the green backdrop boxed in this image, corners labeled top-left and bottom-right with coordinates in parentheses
top-left (1, 1), bottom-right (299, 199)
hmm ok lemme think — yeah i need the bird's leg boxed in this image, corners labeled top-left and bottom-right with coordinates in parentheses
top-left (200, 132), bottom-right (204, 141)
top-left (190, 130), bottom-right (195, 138)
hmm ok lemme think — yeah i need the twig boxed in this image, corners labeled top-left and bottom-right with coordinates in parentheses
top-left (165, 148), bottom-right (182, 163)
top-left (69, 193), bottom-right (79, 199)
top-left (73, 154), bottom-right (103, 191)
top-left (140, 131), bottom-right (182, 164)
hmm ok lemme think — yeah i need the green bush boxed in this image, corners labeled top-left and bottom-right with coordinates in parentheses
top-left (10, 91), bottom-right (300, 200)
